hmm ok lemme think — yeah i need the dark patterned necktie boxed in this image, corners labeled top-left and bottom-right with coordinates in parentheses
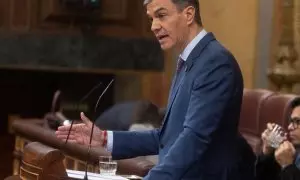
top-left (176, 57), bottom-right (185, 73)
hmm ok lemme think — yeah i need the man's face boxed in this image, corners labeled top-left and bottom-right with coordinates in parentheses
top-left (146, 0), bottom-right (189, 50)
top-left (288, 106), bottom-right (300, 145)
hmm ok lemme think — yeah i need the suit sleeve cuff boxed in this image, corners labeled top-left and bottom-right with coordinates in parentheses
top-left (106, 131), bottom-right (114, 152)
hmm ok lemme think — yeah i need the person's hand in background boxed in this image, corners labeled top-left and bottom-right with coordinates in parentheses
top-left (274, 141), bottom-right (296, 168)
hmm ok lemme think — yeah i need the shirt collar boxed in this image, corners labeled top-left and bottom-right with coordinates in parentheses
top-left (179, 29), bottom-right (208, 61)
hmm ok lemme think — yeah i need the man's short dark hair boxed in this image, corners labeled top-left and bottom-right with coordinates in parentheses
top-left (144, 0), bottom-right (202, 26)
top-left (291, 97), bottom-right (300, 109)
top-left (133, 100), bottom-right (162, 128)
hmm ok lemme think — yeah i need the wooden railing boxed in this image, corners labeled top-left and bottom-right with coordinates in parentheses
top-left (11, 119), bottom-right (154, 178)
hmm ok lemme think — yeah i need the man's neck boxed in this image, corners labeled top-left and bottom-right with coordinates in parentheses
top-left (175, 25), bottom-right (203, 56)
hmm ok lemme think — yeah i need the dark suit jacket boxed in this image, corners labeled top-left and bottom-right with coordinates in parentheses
top-left (111, 33), bottom-right (253, 180)
top-left (256, 153), bottom-right (300, 180)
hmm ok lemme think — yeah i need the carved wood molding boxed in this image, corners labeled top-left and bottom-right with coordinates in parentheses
top-left (268, 0), bottom-right (300, 93)
top-left (295, 0), bottom-right (300, 58)
top-left (39, 0), bottom-right (128, 24)
top-left (0, 0), bottom-right (153, 38)
top-left (0, 0), bottom-right (10, 30)
top-left (101, 0), bottom-right (127, 20)
top-left (9, 0), bottom-right (31, 31)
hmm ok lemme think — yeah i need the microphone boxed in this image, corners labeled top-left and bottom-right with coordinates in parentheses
top-left (51, 90), bottom-right (61, 113)
top-left (48, 80), bottom-right (114, 179)
top-left (83, 79), bottom-right (114, 180)
top-left (47, 81), bottom-right (104, 180)
top-left (64, 81), bottom-right (103, 145)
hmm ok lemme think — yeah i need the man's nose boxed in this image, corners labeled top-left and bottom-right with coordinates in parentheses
top-left (288, 123), bottom-right (294, 130)
top-left (151, 20), bottom-right (161, 33)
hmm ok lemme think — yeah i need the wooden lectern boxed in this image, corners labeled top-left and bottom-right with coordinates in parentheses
top-left (6, 142), bottom-right (69, 180)
top-left (6, 141), bottom-right (141, 180)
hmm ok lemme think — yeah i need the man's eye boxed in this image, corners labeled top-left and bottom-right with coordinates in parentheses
top-left (157, 14), bottom-right (166, 19)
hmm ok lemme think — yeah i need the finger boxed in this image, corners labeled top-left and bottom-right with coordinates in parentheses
top-left (57, 125), bottom-right (72, 131)
top-left (56, 129), bottom-right (73, 135)
top-left (55, 127), bottom-right (80, 135)
top-left (275, 148), bottom-right (280, 156)
top-left (64, 140), bottom-right (78, 144)
top-left (57, 124), bottom-right (81, 131)
top-left (277, 141), bottom-right (285, 149)
top-left (272, 124), bottom-right (279, 133)
top-left (56, 134), bottom-right (76, 140)
top-left (276, 144), bottom-right (284, 155)
top-left (286, 141), bottom-right (295, 151)
top-left (60, 139), bottom-right (79, 144)
top-left (57, 123), bottom-right (86, 132)
top-left (80, 112), bottom-right (92, 126)
top-left (262, 130), bottom-right (268, 139)
top-left (282, 141), bottom-right (290, 149)
top-left (282, 135), bottom-right (288, 142)
top-left (267, 123), bottom-right (275, 130)
top-left (262, 129), bottom-right (269, 135)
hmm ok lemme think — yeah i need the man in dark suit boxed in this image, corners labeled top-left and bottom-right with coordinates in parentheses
top-left (256, 99), bottom-right (300, 180)
top-left (56, 0), bottom-right (255, 179)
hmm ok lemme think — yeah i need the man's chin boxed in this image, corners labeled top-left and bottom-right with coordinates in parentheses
top-left (160, 43), bottom-right (173, 50)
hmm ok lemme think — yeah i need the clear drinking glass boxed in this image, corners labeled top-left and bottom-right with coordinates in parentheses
top-left (99, 156), bottom-right (117, 175)
top-left (266, 124), bottom-right (286, 148)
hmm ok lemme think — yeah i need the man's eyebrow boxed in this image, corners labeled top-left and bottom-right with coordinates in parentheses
top-left (146, 7), bottom-right (167, 18)
top-left (154, 7), bottom-right (167, 14)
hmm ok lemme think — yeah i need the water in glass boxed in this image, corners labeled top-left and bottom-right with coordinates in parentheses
top-left (99, 156), bottom-right (117, 175)
top-left (266, 124), bottom-right (286, 148)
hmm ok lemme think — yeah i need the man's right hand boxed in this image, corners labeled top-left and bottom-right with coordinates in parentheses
top-left (55, 112), bottom-right (105, 147)
top-left (261, 123), bottom-right (276, 155)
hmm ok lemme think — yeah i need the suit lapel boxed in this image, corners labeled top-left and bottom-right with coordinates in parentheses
top-left (170, 70), bottom-right (185, 105)
top-left (167, 73), bottom-right (177, 103)
top-left (161, 70), bottom-right (185, 129)
top-left (160, 33), bottom-right (216, 134)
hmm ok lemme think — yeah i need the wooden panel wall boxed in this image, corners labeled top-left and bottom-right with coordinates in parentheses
top-left (0, 0), bottom-right (170, 107)
top-left (201, 0), bottom-right (259, 88)
top-left (0, 2), bottom-right (171, 178)
top-left (0, 0), bottom-right (144, 35)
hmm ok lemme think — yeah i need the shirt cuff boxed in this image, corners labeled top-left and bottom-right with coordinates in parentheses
top-left (106, 131), bottom-right (113, 152)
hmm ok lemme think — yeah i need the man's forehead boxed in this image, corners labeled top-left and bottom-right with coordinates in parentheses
top-left (292, 106), bottom-right (300, 117)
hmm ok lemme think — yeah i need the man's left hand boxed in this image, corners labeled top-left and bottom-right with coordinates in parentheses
top-left (274, 141), bottom-right (296, 168)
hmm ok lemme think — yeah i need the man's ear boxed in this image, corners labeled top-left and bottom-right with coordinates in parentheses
top-left (184, 6), bottom-right (196, 25)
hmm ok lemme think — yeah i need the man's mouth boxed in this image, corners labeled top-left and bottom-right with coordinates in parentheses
top-left (288, 134), bottom-right (295, 140)
top-left (157, 35), bottom-right (168, 41)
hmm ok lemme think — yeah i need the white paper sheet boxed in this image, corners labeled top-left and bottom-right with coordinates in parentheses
top-left (66, 169), bottom-right (128, 180)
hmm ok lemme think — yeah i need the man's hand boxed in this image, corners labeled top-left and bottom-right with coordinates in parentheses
top-left (55, 112), bottom-right (105, 147)
top-left (274, 141), bottom-right (296, 167)
top-left (261, 123), bottom-right (276, 155)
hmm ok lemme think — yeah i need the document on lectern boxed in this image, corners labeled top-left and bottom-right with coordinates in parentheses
top-left (66, 169), bottom-right (128, 180)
